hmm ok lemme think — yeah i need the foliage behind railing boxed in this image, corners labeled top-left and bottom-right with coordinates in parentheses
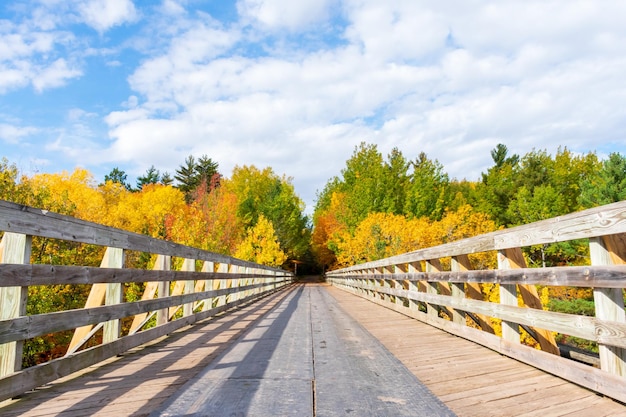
top-left (327, 200), bottom-right (626, 403)
top-left (0, 200), bottom-right (292, 401)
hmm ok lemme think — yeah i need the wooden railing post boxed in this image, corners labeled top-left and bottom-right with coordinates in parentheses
top-left (201, 261), bottom-right (214, 312)
top-left (590, 236), bottom-right (626, 376)
top-left (382, 265), bottom-right (392, 304)
top-left (449, 256), bottom-right (467, 326)
top-left (425, 259), bottom-right (441, 320)
top-left (0, 232), bottom-right (32, 376)
top-left (407, 261), bottom-right (421, 312)
top-left (498, 249), bottom-right (520, 344)
top-left (457, 254), bottom-right (494, 333)
top-left (157, 255), bottom-right (172, 325)
top-left (181, 259), bottom-right (195, 317)
top-left (103, 247), bottom-right (125, 344)
top-left (395, 263), bottom-right (408, 308)
top-left (217, 263), bottom-right (228, 306)
top-left (129, 254), bottom-right (170, 333)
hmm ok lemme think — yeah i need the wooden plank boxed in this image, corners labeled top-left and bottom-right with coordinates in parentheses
top-left (331, 200), bottom-right (626, 273)
top-left (590, 237), bottom-right (626, 377)
top-left (130, 255), bottom-right (171, 333)
top-left (0, 284), bottom-right (287, 402)
top-left (329, 264), bottom-right (626, 289)
top-left (68, 249), bottom-right (117, 353)
top-left (0, 282), bottom-right (280, 344)
top-left (425, 260), bottom-right (441, 320)
top-left (0, 264), bottom-right (288, 287)
top-left (338, 281), bottom-right (626, 348)
top-left (449, 256), bottom-right (467, 326)
top-left (0, 233), bottom-right (31, 376)
top-left (0, 200), bottom-right (285, 274)
top-left (327, 285), bottom-right (626, 409)
top-left (456, 254), bottom-right (494, 333)
top-left (333, 285), bottom-right (626, 404)
top-left (502, 248), bottom-right (560, 355)
top-left (103, 248), bottom-right (124, 344)
top-left (181, 258), bottom-right (195, 317)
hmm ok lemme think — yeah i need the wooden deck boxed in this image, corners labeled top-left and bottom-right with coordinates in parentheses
top-left (1, 283), bottom-right (625, 416)
top-left (325, 285), bottom-right (626, 417)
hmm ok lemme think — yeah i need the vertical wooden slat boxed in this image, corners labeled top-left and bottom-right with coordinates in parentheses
top-left (449, 256), bottom-right (467, 326)
top-left (457, 254), bottom-right (494, 334)
top-left (103, 248), bottom-right (124, 344)
top-left (590, 237), bottom-right (626, 376)
top-left (425, 259), bottom-right (441, 319)
top-left (129, 254), bottom-right (170, 333)
top-left (396, 263), bottom-right (408, 308)
top-left (0, 233), bottom-right (32, 376)
top-left (382, 265), bottom-right (392, 304)
top-left (201, 261), bottom-right (214, 312)
top-left (501, 248), bottom-right (559, 354)
top-left (407, 262), bottom-right (421, 312)
top-left (498, 249), bottom-right (520, 344)
top-left (69, 247), bottom-right (124, 352)
top-left (156, 255), bottom-right (171, 326)
top-left (181, 258), bottom-right (195, 317)
top-left (216, 263), bottom-right (228, 306)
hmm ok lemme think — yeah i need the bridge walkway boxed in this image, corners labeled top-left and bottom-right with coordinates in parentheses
top-left (1, 283), bottom-right (625, 416)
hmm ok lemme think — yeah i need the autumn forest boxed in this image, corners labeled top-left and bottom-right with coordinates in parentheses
top-left (2, 143), bottom-right (626, 363)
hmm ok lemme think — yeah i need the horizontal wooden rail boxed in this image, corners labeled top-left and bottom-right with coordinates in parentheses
top-left (0, 264), bottom-right (286, 286)
top-left (0, 199), bottom-right (293, 401)
top-left (0, 200), bottom-right (278, 271)
top-left (327, 200), bottom-right (626, 404)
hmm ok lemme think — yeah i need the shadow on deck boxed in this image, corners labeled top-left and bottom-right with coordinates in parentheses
top-left (1, 283), bottom-right (624, 417)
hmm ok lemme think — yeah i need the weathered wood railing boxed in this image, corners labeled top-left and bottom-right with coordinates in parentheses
top-left (0, 200), bottom-right (292, 401)
top-left (327, 201), bottom-right (626, 403)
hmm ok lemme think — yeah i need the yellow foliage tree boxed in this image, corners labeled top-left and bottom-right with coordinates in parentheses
top-left (334, 213), bottom-right (434, 266)
top-left (235, 215), bottom-right (287, 267)
top-left (106, 183), bottom-right (187, 238)
top-left (27, 168), bottom-right (105, 220)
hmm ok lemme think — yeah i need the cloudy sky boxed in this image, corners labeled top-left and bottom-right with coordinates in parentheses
top-left (1, 0), bottom-right (626, 212)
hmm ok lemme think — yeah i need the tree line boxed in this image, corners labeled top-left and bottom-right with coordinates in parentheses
top-left (312, 142), bottom-right (626, 270)
top-left (2, 143), bottom-right (625, 359)
top-left (311, 142), bottom-right (626, 353)
top-left (0, 155), bottom-right (311, 366)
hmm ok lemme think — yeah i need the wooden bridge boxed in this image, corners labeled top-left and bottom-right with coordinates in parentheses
top-left (1, 199), bottom-right (626, 416)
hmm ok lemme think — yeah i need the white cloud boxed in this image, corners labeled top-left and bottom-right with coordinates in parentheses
top-left (77, 0), bottom-right (138, 32)
top-left (100, 1), bottom-right (626, 208)
top-left (32, 58), bottom-right (82, 91)
top-left (0, 123), bottom-right (38, 144)
top-left (237, 0), bottom-right (335, 31)
top-left (3, 0), bottom-right (626, 210)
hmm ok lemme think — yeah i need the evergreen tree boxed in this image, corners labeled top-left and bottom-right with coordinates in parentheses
top-left (160, 171), bottom-right (174, 186)
top-left (381, 148), bottom-right (409, 214)
top-left (195, 155), bottom-right (219, 187)
top-left (136, 165), bottom-right (160, 190)
top-left (475, 144), bottom-right (520, 226)
top-left (580, 152), bottom-right (626, 208)
top-left (103, 167), bottom-right (132, 191)
top-left (404, 152), bottom-right (449, 220)
top-left (175, 155), bottom-right (197, 193)
top-left (175, 154), bottom-right (220, 202)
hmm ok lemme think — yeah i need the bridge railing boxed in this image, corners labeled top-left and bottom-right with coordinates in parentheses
top-left (327, 200), bottom-right (626, 403)
top-left (0, 200), bottom-right (292, 401)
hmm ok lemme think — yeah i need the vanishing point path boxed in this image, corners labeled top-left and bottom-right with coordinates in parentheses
top-left (2, 282), bottom-right (624, 416)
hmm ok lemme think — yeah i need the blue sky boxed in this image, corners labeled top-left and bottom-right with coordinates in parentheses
top-left (2, 0), bottom-right (626, 212)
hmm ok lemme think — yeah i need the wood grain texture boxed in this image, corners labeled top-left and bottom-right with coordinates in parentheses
top-left (331, 200), bottom-right (626, 274)
top-left (0, 285), bottom-right (289, 402)
top-left (590, 237), bottom-right (626, 377)
top-left (0, 200), bottom-right (285, 274)
top-left (328, 284), bottom-right (626, 407)
top-left (0, 233), bottom-right (31, 376)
